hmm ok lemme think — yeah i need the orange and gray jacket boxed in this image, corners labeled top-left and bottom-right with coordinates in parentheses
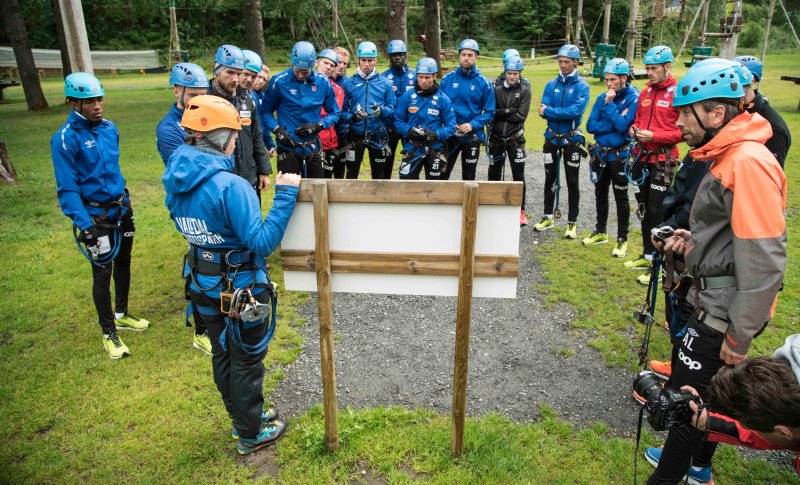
top-left (685, 111), bottom-right (787, 354)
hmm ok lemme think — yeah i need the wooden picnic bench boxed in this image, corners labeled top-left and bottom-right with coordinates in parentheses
top-left (780, 75), bottom-right (800, 111)
top-left (0, 80), bottom-right (20, 102)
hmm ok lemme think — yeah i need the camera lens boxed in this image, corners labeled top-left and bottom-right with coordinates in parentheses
top-left (633, 371), bottom-right (663, 404)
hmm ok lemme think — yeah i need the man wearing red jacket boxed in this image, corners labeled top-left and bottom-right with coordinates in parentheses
top-left (683, 335), bottom-right (800, 478)
top-left (315, 49), bottom-right (346, 178)
top-left (625, 46), bottom-right (683, 285)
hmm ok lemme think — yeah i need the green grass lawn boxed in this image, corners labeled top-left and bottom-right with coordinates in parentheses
top-left (1, 54), bottom-right (798, 483)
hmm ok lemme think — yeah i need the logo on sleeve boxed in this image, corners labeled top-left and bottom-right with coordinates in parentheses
top-left (84, 140), bottom-right (96, 149)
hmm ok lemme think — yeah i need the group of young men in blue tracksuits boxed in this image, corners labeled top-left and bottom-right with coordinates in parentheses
top-left (49, 35), bottom-right (792, 475)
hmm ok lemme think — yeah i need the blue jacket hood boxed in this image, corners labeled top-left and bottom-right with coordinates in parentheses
top-left (163, 144), bottom-right (234, 195)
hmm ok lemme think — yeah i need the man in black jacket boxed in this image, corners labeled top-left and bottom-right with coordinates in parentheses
top-left (489, 54), bottom-right (531, 226)
top-left (735, 57), bottom-right (791, 167)
top-left (209, 45), bottom-right (272, 200)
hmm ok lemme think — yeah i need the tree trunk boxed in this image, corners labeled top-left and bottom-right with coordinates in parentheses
top-left (2, 0), bottom-right (49, 111)
top-left (387, 0), bottom-right (407, 44)
top-left (243, 0), bottom-right (265, 59)
top-left (424, 0), bottom-right (441, 65)
top-left (0, 142), bottom-right (18, 183)
top-left (50, 0), bottom-right (72, 76)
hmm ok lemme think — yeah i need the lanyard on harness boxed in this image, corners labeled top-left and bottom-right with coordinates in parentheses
top-left (624, 142), bottom-right (650, 186)
top-left (72, 191), bottom-right (129, 267)
top-left (399, 140), bottom-right (431, 177)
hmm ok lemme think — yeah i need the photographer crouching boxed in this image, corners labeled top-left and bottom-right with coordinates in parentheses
top-left (641, 62), bottom-right (787, 484)
top-left (682, 334), bottom-right (800, 478)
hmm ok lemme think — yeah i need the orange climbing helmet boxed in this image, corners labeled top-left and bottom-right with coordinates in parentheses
top-left (180, 95), bottom-right (241, 132)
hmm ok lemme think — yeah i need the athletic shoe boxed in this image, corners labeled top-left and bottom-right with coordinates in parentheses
top-left (520, 209), bottom-right (528, 227)
top-left (612, 238), bottom-right (628, 258)
top-left (648, 359), bottom-right (672, 380)
top-left (533, 216), bottom-right (554, 231)
top-left (103, 332), bottom-right (130, 359)
top-left (582, 231), bottom-right (608, 246)
top-left (564, 223), bottom-right (578, 239)
top-left (237, 419), bottom-right (288, 455)
top-left (637, 272), bottom-right (651, 286)
top-left (115, 313), bottom-right (150, 331)
top-left (624, 256), bottom-right (651, 270)
top-left (193, 332), bottom-right (212, 356)
top-left (231, 407), bottom-right (280, 440)
top-left (644, 447), bottom-right (714, 485)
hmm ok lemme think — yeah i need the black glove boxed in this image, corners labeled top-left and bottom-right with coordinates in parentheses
top-left (369, 104), bottom-right (382, 118)
top-left (78, 225), bottom-right (99, 247)
top-left (352, 109), bottom-right (369, 122)
top-left (409, 127), bottom-right (426, 141)
top-left (294, 122), bottom-right (323, 138)
top-left (273, 126), bottom-right (297, 148)
top-left (422, 128), bottom-right (438, 142)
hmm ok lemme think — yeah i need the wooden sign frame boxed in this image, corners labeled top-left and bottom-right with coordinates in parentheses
top-left (283, 179), bottom-right (522, 456)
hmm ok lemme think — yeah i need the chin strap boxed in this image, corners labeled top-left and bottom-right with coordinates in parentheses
top-left (688, 101), bottom-right (742, 148)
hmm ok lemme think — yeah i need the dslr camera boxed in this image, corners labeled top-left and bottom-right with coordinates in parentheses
top-left (633, 371), bottom-right (701, 431)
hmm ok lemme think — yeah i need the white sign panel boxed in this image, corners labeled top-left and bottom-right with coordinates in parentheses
top-left (281, 201), bottom-right (520, 298)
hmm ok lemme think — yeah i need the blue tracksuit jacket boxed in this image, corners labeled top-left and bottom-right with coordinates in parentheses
top-left (541, 70), bottom-right (590, 143)
top-left (251, 90), bottom-right (275, 150)
top-left (393, 85), bottom-right (457, 152)
top-left (342, 69), bottom-right (396, 137)
top-left (51, 110), bottom-right (128, 230)
top-left (261, 68), bottom-right (340, 145)
top-left (439, 66), bottom-right (496, 143)
top-left (163, 144), bottom-right (298, 298)
top-left (586, 83), bottom-right (640, 161)
top-left (382, 65), bottom-right (417, 116)
top-left (156, 103), bottom-right (186, 165)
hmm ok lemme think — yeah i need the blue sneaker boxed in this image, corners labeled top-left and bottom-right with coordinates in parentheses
top-left (231, 407), bottom-right (280, 440)
top-left (644, 447), bottom-right (714, 485)
top-left (237, 419), bottom-right (287, 455)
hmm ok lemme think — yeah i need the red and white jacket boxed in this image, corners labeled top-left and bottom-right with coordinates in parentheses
top-left (319, 78), bottom-right (345, 151)
top-left (632, 74), bottom-right (683, 163)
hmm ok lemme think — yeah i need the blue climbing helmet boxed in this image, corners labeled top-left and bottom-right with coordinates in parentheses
top-left (458, 39), bottom-right (480, 53)
top-left (673, 62), bottom-right (744, 107)
top-left (169, 63), bottom-right (209, 88)
top-left (214, 45), bottom-right (245, 70)
top-left (734, 55), bottom-right (763, 82)
top-left (387, 40), bottom-right (407, 54)
top-left (502, 49), bottom-right (520, 63)
top-left (241, 50), bottom-right (263, 73)
top-left (644, 45), bottom-right (673, 65)
top-left (64, 72), bottom-right (104, 98)
top-left (694, 58), bottom-right (753, 87)
top-left (504, 55), bottom-right (524, 71)
top-left (557, 44), bottom-right (581, 60)
top-left (317, 48), bottom-right (339, 65)
top-left (416, 57), bottom-right (438, 74)
top-left (291, 41), bottom-right (317, 69)
top-left (603, 58), bottom-right (630, 76)
top-left (357, 41), bottom-right (378, 58)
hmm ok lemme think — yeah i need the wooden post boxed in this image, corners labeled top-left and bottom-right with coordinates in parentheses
top-left (312, 180), bottom-right (339, 451)
top-left (762, 0), bottom-right (776, 61)
top-left (424, 0), bottom-right (441, 66)
top-left (59, 0), bottom-right (93, 74)
top-left (625, 0), bottom-right (638, 64)
top-left (451, 182), bottom-right (479, 457)
top-left (602, 0), bottom-right (612, 44)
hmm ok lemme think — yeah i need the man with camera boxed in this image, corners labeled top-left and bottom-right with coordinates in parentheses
top-left (683, 334), bottom-right (800, 477)
top-left (641, 62), bottom-right (787, 485)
